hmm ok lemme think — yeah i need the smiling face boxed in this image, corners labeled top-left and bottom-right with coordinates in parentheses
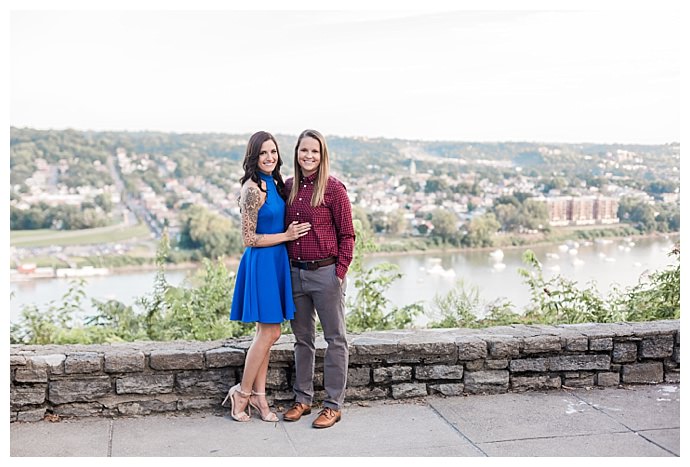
top-left (257, 139), bottom-right (278, 175)
top-left (297, 136), bottom-right (321, 177)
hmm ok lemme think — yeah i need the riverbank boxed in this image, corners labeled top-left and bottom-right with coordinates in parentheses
top-left (10, 230), bottom-right (679, 281)
top-left (365, 230), bottom-right (679, 258)
top-left (9, 261), bottom-right (202, 282)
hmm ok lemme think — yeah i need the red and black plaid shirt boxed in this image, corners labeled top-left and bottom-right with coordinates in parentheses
top-left (284, 174), bottom-right (356, 279)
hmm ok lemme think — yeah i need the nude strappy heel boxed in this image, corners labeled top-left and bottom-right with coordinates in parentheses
top-left (222, 384), bottom-right (251, 422)
top-left (248, 391), bottom-right (279, 422)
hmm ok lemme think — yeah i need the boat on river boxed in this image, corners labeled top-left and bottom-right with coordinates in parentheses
top-left (10, 266), bottom-right (110, 281)
top-left (489, 249), bottom-right (504, 261)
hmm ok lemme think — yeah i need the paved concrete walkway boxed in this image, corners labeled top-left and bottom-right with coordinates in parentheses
top-left (10, 384), bottom-right (680, 457)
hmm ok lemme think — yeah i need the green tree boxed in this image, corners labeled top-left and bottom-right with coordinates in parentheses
top-left (10, 205), bottom-right (47, 229)
top-left (646, 180), bottom-right (677, 195)
top-left (542, 176), bottom-right (568, 193)
top-left (178, 205), bottom-right (243, 258)
top-left (399, 176), bottom-right (421, 194)
top-left (520, 199), bottom-right (549, 230)
top-left (654, 203), bottom-right (680, 232)
top-left (461, 213), bottom-right (499, 247)
top-left (351, 205), bottom-right (372, 236)
top-left (493, 196), bottom-right (548, 232)
top-left (618, 197), bottom-right (657, 233)
top-left (424, 177), bottom-right (449, 194)
top-left (494, 203), bottom-right (519, 231)
top-left (367, 211), bottom-right (387, 234)
top-left (430, 208), bottom-right (458, 243)
top-left (94, 193), bottom-right (113, 212)
top-left (494, 195), bottom-right (520, 208)
top-left (387, 209), bottom-right (408, 235)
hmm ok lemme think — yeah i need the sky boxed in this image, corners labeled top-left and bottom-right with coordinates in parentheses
top-left (2, 3), bottom-right (688, 432)
top-left (8, 2), bottom-right (682, 145)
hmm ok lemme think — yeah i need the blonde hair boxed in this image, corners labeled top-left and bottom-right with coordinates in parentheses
top-left (288, 129), bottom-right (330, 207)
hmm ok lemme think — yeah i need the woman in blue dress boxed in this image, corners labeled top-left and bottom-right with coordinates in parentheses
top-left (224, 131), bottom-right (311, 422)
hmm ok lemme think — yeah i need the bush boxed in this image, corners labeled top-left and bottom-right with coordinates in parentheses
top-left (11, 232), bottom-right (255, 344)
top-left (345, 220), bottom-right (423, 332)
top-left (10, 228), bottom-right (679, 344)
top-left (428, 244), bottom-right (680, 328)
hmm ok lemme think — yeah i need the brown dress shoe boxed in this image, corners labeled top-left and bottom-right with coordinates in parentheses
top-left (312, 407), bottom-right (341, 429)
top-left (283, 402), bottom-right (311, 422)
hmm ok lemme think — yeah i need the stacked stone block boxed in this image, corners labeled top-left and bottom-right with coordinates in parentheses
top-left (10, 320), bottom-right (680, 422)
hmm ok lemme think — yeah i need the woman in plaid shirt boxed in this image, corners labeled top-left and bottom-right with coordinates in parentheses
top-left (282, 129), bottom-right (356, 429)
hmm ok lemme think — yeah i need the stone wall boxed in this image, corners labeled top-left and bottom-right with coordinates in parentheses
top-left (10, 320), bottom-right (680, 422)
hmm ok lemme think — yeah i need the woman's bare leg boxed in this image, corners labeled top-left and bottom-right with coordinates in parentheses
top-left (236, 323), bottom-right (281, 413)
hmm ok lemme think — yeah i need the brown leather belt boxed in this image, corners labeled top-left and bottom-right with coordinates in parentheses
top-left (290, 257), bottom-right (337, 271)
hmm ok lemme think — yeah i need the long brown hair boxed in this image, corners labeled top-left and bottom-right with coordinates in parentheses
top-left (239, 131), bottom-right (286, 199)
top-left (288, 129), bottom-right (330, 206)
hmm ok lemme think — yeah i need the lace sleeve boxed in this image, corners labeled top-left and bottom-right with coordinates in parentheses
top-left (240, 185), bottom-right (265, 246)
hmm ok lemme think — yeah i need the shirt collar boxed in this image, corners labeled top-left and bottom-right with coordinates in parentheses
top-left (300, 172), bottom-right (318, 184)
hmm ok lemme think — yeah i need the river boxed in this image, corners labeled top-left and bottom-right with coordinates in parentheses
top-left (9, 235), bottom-right (678, 325)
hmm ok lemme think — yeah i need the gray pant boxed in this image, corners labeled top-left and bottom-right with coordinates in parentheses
top-left (290, 264), bottom-right (348, 410)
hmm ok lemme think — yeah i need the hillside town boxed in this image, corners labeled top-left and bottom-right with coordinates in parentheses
top-left (9, 129), bottom-right (680, 275)
top-left (13, 146), bottom-right (673, 235)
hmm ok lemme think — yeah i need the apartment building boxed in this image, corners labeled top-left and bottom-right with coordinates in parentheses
top-left (546, 196), bottom-right (619, 226)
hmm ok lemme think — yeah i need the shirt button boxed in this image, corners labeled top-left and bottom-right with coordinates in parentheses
top-left (303, 185), bottom-right (307, 188)
top-left (298, 257), bottom-right (301, 260)
top-left (299, 198), bottom-right (302, 201)
top-left (296, 213), bottom-right (299, 216)
top-left (296, 242), bottom-right (299, 245)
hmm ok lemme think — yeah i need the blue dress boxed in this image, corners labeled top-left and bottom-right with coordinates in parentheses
top-left (230, 172), bottom-right (296, 324)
